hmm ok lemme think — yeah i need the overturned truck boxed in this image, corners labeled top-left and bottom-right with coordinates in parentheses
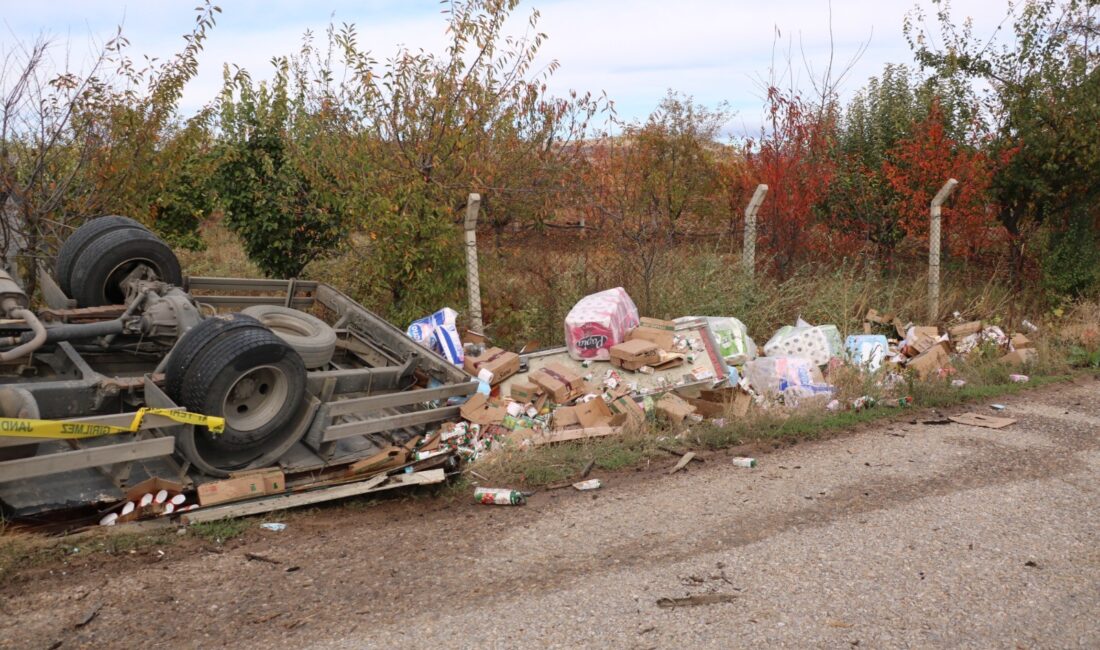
top-left (0, 216), bottom-right (475, 524)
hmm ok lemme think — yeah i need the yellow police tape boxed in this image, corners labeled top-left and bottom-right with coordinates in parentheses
top-left (0, 408), bottom-right (226, 440)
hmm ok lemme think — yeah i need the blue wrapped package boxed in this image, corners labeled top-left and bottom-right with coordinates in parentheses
top-left (845, 334), bottom-right (889, 372)
top-left (406, 307), bottom-right (464, 367)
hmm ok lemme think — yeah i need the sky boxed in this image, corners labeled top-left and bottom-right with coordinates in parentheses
top-left (1, 0), bottom-right (1010, 135)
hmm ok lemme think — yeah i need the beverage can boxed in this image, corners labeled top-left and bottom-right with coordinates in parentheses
top-left (473, 487), bottom-right (526, 505)
top-left (731, 457), bottom-right (757, 468)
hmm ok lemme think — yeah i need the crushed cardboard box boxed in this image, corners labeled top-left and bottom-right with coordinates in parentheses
top-left (610, 339), bottom-right (661, 371)
top-left (463, 346), bottom-right (520, 385)
top-left (628, 317), bottom-right (677, 351)
top-left (198, 468), bottom-right (285, 506)
top-left (656, 393), bottom-right (698, 428)
top-left (907, 342), bottom-right (951, 379)
top-left (1000, 348), bottom-right (1038, 367)
top-left (530, 362), bottom-right (586, 403)
top-left (459, 393), bottom-right (509, 426)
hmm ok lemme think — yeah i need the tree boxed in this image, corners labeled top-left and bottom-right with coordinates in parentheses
top-left (883, 101), bottom-right (996, 260)
top-left (0, 3), bottom-right (219, 291)
top-left (581, 92), bottom-right (729, 312)
top-left (906, 0), bottom-right (1100, 280)
top-left (744, 87), bottom-right (837, 273)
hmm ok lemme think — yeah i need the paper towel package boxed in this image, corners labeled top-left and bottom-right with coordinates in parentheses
top-left (564, 287), bottom-right (640, 361)
top-left (764, 318), bottom-right (842, 366)
top-left (406, 307), bottom-right (464, 366)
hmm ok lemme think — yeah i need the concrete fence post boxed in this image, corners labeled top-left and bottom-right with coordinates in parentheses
top-left (928, 178), bottom-right (959, 322)
top-left (463, 193), bottom-right (484, 335)
top-left (743, 184), bottom-right (768, 278)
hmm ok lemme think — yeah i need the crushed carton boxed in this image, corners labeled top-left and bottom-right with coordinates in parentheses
top-left (463, 346), bottom-right (520, 385)
top-left (1010, 333), bottom-right (1032, 350)
top-left (510, 380), bottom-right (540, 402)
top-left (530, 362), bottom-right (586, 403)
top-left (608, 394), bottom-right (645, 426)
top-left (907, 342), bottom-right (951, 379)
top-left (1000, 348), bottom-right (1038, 367)
top-left (628, 317), bottom-right (677, 351)
top-left (459, 393), bottom-right (509, 426)
top-left (948, 321), bottom-right (983, 339)
top-left (686, 316), bottom-right (756, 365)
top-left (655, 393), bottom-right (698, 428)
top-left (198, 468), bottom-right (285, 506)
top-left (610, 339), bottom-right (661, 371)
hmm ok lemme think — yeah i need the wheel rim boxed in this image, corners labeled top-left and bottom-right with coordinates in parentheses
top-left (103, 258), bottom-right (161, 304)
top-left (221, 365), bottom-right (290, 432)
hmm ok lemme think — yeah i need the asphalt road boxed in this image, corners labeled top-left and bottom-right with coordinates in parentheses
top-left (2, 378), bottom-right (1098, 649)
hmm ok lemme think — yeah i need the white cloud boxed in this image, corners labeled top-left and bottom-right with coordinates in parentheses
top-left (4, 0), bottom-right (1012, 134)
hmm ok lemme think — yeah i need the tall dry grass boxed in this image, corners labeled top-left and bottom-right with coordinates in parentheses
top-left (183, 219), bottom-right (1050, 350)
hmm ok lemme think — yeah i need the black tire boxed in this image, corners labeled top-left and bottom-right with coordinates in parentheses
top-left (241, 305), bottom-right (337, 369)
top-left (69, 227), bottom-right (182, 306)
top-left (163, 313), bottom-right (264, 400)
top-left (177, 327), bottom-right (306, 469)
top-left (55, 216), bottom-right (149, 296)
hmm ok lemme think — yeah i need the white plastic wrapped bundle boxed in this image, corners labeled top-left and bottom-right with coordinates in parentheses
top-left (563, 288), bottom-right (640, 361)
top-left (764, 318), bottom-right (842, 366)
top-left (406, 307), bottom-right (464, 367)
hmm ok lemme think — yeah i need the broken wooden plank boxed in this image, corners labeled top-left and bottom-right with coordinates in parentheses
top-left (180, 470), bottom-right (444, 524)
top-left (668, 452), bottom-right (695, 475)
top-left (949, 413), bottom-right (1017, 429)
top-left (530, 426), bottom-right (624, 446)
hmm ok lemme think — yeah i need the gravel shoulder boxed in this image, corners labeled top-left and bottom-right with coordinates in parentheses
top-left (2, 378), bottom-right (1098, 649)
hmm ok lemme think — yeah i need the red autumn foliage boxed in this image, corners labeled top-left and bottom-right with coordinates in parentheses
top-left (743, 87), bottom-right (839, 272)
top-left (883, 102), bottom-right (998, 261)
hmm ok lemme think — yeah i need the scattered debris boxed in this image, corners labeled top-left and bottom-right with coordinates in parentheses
top-left (260, 522), bottom-right (287, 532)
top-left (473, 487), bottom-right (526, 505)
top-left (949, 413), bottom-right (1017, 429)
top-left (731, 457), bottom-right (757, 468)
top-left (668, 452), bottom-right (696, 475)
top-left (572, 479), bottom-right (603, 491)
top-left (75, 603), bottom-right (102, 628)
top-left (245, 552), bottom-right (281, 564)
top-left (656, 594), bottom-right (738, 608)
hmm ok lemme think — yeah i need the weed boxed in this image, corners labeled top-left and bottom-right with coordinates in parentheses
top-left (189, 519), bottom-right (249, 543)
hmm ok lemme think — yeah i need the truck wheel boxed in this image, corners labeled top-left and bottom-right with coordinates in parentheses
top-left (175, 326), bottom-right (307, 470)
top-left (69, 227), bottom-right (182, 306)
top-left (55, 215), bottom-right (149, 296)
top-left (242, 305), bottom-right (337, 369)
top-left (163, 313), bottom-right (263, 399)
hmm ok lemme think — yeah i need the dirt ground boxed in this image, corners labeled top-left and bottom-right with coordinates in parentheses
top-left (1, 377), bottom-right (1098, 649)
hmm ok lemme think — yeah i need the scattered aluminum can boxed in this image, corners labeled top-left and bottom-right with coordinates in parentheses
top-left (572, 479), bottom-right (602, 491)
top-left (951, 379), bottom-right (967, 388)
top-left (991, 404), bottom-right (1006, 411)
top-left (1009, 374), bottom-right (1029, 383)
top-left (260, 522), bottom-right (287, 532)
top-left (474, 487), bottom-right (526, 505)
top-left (731, 457), bottom-right (757, 468)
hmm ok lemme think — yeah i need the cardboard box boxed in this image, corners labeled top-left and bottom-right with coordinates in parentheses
top-left (608, 394), bottom-right (645, 425)
top-left (459, 393), bottom-right (508, 426)
top-left (1010, 333), bottom-right (1032, 349)
top-left (628, 317), bottom-right (677, 351)
top-left (610, 339), bottom-right (661, 371)
top-left (197, 468), bottom-right (284, 506)
top-left (463, 347), bottom-right (520, 385)
top-left (1000, 348), bottom-right (1038, 367)
top-left (530, 362), bottom-right (586, 403)
top-left (907, 342), bottom-right (950, 380)
top-left (120, 477), bottom-right (184, 522)
top-left (575, 398), bottom-right (614, 428)
top-left (948, 321), bottom-right (983, 339)
top-left (552, 405), bottom-right (581, 429)
top-left (510, 380), bottom-right (540, 402)
top-left (655, 393), bottom-right (698, 428)
top-left (685, 387), bottom-right (752, 419)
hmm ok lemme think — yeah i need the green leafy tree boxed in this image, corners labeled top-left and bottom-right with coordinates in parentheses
top-left (906, 0), bottom-right (1100, 282)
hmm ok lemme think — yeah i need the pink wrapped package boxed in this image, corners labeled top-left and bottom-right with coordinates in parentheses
top-left (564, 287), bottom-right (640, 361)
